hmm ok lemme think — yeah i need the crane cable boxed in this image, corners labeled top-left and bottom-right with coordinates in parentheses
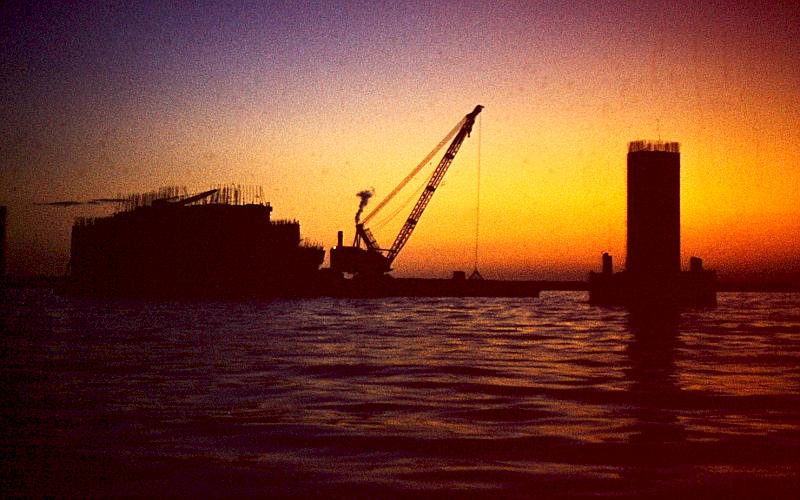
top-left (362, 118), bottom-right (465, 226)
top-left (371, 174), bottom-right (429, 232)
top-left (470, 113), bottom-right (483, 279)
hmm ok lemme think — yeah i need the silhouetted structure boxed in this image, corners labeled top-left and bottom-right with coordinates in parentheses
top-left (321, 272), bottom-right (540, 298)
top-left (589, 141), bottom-right (716, 306)
top-left (68, 186), bottom-right (324, 298)
top-left (626, 141), bottom-right (680, 277)
top-left (0, 206), bottom-right (6, 279)
top-left (331, 105), bottom-right (483, 276)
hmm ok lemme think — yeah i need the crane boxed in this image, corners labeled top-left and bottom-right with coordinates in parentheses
top-left (331, 105), bottom-right (483, 276)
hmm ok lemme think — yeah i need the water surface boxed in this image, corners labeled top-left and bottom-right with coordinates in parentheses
top-left (1, 289), bottom-right (798, 497)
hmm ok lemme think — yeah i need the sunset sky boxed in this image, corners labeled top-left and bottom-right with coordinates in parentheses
top-left (1, 0), bottom-right (798, 280)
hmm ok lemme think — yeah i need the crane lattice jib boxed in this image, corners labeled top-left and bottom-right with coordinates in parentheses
top-left (356, 224), bottom-right (380, 252)
top-left (362, 120), bottom-right (464, 226)
top-left (386, 105), bottom-right (483, 263)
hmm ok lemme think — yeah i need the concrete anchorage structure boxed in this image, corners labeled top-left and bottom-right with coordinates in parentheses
top-left (68, 186), bottom-right (324, 298)
top-left (589, 141), bottom-right (716, 306)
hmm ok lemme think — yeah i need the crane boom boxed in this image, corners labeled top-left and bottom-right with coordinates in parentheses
top-left (385, 104), bottom-right (483, 264)
top-left (362, 119), bottom-right (464, 226)
top-left (330, 105), bottom-right (483, 276)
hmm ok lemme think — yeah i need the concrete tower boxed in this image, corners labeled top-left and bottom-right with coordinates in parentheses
top-left (589, 140), bottom-right (715, 307)
top-left (626, 141), bottom-right (680, 278)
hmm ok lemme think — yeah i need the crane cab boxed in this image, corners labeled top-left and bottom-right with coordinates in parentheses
top-left (329, 245), bottom-right (390, 275)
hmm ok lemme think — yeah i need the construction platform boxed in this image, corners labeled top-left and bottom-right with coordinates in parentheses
top-left (588, 269), bottom-right (717, 307)
top-left (320, 274), bottom-right (541, 298)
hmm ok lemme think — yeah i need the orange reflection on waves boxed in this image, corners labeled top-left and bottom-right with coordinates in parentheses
top-left (678, 364), bottom-right (794, 397)
top-left (677, 329), bottom-right (798, 397)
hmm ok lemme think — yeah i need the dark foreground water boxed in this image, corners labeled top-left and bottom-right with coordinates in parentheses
top-left (1, 289), bottom-right (799, 498)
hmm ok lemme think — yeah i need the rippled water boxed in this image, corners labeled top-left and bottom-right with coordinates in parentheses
top-left (2, 289), bottom-right (799, 497)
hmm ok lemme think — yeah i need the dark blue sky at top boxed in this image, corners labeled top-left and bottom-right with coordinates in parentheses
top-left (4, 0), bottom-right (796, 114)
top-left (3, 1), bottom-right (477, 99)
top-left (5, 0), bottom-right (796, 102)
top-left (1, 0), bottom-right (551, 198)
top-left (3, 2), bottom-right (339, 106)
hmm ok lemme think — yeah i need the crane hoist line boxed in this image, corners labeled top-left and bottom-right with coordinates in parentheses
top-left (330, 105), bottom-right (483, 276)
